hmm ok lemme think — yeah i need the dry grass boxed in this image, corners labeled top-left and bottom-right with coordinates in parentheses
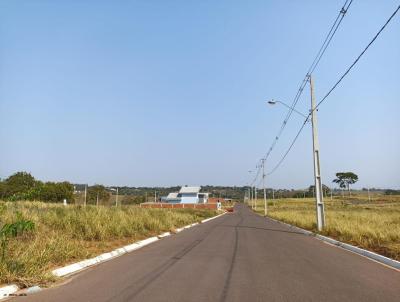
top-left (251, 195), bottom-right (400, 261)
top-left (0, 201), bottom-right (217, 287)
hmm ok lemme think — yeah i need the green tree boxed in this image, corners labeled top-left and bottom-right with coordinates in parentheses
top-left (87, 185), bottom-right (110, 205)
top-left (1, 172), bottom-right (40, 200)
top-left (40, 182), bottom-right (74, 203)
top-left (332, 172), bottom-right (358, 196)
top-left (308, 184), bottom-right (331, 197)
top-left (121, 195), bottom-right (146, 205)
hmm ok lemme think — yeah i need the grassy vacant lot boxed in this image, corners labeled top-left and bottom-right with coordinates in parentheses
top-left (0, 201), bottom-right (217, 287)
top-left (252, 195), bottom-right (400, 261)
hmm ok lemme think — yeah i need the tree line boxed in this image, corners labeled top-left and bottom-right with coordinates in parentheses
top-left (1, 170), bottom-right (396, 204)
top-left (0, 172), bottom-right (74, 202)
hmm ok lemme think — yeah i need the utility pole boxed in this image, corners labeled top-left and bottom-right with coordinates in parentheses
top-left (154, 191), bottom-right (157, 203)
top-left (115, 187), bottom-right (118, 206)
top-left (261, 159), bottom-right (267, 216)
top-left (367, 187), bottom-right (371, 202)
top-left (249, 187), bottom-right (252, 207)
top-left (96, 192), bottom-right (99, 207)
top-left (254, 186), bottom-right (257, 211)
top-left (84, 184), bottom-right (87, 207)
top-left (310, 75), bottom-right (325, 231)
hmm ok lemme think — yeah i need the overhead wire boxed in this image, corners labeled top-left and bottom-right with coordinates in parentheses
top-left (249, 0), bottom-right (353, 184)
top-left (315, 3), bottom-right (400, 111)
top-left (261, 0), bottom-right (353, 163)
top-left (265, 3), bottom-right (400, 176)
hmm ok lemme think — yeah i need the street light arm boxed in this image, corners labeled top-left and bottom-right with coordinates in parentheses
top-left (267, 100), bottom-right (308, 119)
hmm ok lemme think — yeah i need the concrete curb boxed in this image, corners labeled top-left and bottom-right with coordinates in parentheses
top-left (200, 212), bottom-right (226, 223)
top-left (268, 217), bottom-right (400, 270)
top-left (0, 211), bottom-right (227, 299)
top-left (52, 212), bottom-right (226, 277)
top-left (0, 285), bottom-right (19, 300)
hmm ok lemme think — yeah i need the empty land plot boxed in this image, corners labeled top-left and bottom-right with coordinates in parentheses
top-left (0, 201), bottom-right (217, 287)
top-left (252, 195), bottom-right (400, 261)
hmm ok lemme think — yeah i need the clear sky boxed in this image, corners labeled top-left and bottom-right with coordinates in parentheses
top-left (0, 1), bottom-right (399, 189)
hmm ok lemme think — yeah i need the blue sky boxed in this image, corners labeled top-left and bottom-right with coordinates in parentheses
top-left (0, 1), bottom-right (399, 189)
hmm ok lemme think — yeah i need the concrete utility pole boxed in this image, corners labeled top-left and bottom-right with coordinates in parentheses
top-left (310, 75), bottom-right (325, 231)
top-left (261, 159), bottom-right (267, 216)
top-left (84, 184), bottom-right (87, 207)
top-left (249, 187), bottom-right (252, 207)
top-left (248, 170), bottom-right (253, 209)
top-left (115, 187), bottom-right (119, 206)
top-left (254, 186), bottom-right (257, 211)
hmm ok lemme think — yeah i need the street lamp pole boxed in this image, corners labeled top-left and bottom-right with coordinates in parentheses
top-left (267, 75), bottom-right (326, 230)
top-left (248, 170), bottom-right (254, 209)
top-left (309, 75), bottom-right (325, 231)
top-left (254, 184), bottom-right (257, 211)
top-left (249, 186), bottom-right (253, 206)
top-left (261, 158), bottom-right (267, 216)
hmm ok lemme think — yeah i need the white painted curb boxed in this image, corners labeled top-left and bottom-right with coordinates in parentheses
top-left (157, 232), bottom-right (171, 238)
top-left (201, 212), bottom-right (226, 223)
top-left (0, 284), bottom-right (19, 300)
top-left (52, 211), bottom-right (226, 277)
top-left (0, 210), bottom-right (227, 298)
top-left (268, 217), bottom-right (400, 270)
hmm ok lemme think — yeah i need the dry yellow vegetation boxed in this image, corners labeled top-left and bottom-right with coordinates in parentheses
top-left (251, 194), bottom-right (400, 261)
top-left (0, 201), bottom-right (217, 287)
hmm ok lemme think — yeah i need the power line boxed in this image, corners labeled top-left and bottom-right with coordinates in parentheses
top-left (261, 0), bottom-right (353, 162)
top-left (306, 0), bottom-right (353, 76)
top-left (249, 0), bottom-right (353, 184)
top-left (267, 117), bottom-right (309, 176)
top-left (250, 161), bottom-right (262, 186)
top-left (316, 4), bottom-right (400, 110)
top-left (266, 4), bottom-right (400, 175)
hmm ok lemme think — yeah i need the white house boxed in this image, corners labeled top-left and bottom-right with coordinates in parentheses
top-left (161, 186), bottom-right (209, 204)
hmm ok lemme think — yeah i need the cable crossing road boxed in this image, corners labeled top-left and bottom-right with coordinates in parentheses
top-left (15, 204), bottom-right (400, 302)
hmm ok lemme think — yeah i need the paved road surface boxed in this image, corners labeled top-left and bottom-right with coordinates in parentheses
top-left (14, 204), bottom-right (400, 302)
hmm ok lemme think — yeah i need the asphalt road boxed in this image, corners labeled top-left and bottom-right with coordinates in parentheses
top-left (14, 204), bottom-right (400, 302)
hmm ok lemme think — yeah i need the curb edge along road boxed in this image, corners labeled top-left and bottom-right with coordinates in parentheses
top-left (0, 211), bottom-right (227, 300)
top-left (268, 216), bottom-right (400, 271)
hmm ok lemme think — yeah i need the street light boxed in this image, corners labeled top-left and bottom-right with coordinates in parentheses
top-left (261, 159), bottom-right (267, 217)
top-left (267, 75), bottom-right (325, 230)
top-left (267, 99), bottom-right (308, 119)
top-left (248, 170), bottom-right (254, 209)
top-left (109, 187), bottom-right (119, 206)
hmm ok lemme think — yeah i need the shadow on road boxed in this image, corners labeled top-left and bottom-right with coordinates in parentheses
top-left (218, 224), bottom-right (306, 236)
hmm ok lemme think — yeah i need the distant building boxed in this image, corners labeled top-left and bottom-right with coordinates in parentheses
top-left (161, 186), bottom-right (209, 204)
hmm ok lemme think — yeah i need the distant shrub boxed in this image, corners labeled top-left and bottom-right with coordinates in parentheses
top-left (0, 172), bottom-right (74, 203)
